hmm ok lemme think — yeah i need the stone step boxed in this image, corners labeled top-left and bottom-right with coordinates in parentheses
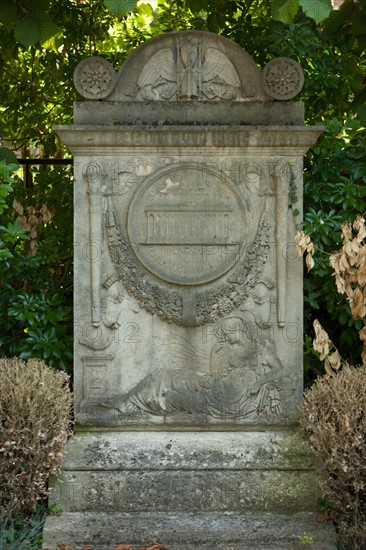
top-left (48, 431), bottom-right (322, 516)
top-left (43, 511), bottom-right (338, 550)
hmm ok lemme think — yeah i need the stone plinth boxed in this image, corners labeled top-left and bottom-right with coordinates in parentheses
top-left (43, 30), bottom-right (335, 549)
top-left (44, 431), bottom-right (337, 548)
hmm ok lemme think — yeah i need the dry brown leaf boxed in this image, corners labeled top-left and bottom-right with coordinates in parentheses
top-left (17, 215), bottom-right (31, 231)
top-left (294, 230), bottom-right (312, 256)
top-left (113, 545), bottom-right (133, 550)
top-left (357, 245), bottom-right (366, 263)
top-left (359, 326), bottom-right (366, 342)
top-left (313, 320), bottom-right (344, 373)
top-left (328, 350), bottom-right (342, 370)
top-left (313, 319), bottom-right (331, 360)
top-left (324, 356), bottom-right (334, 376)
top-left (28, 214), bottom-right (39, 226)
top-left (353, 239), bottom-right (361, 253)
top-left (306, 240), bottom-right (314, 255)
top-left (330, 251), bottom-right (341, 274)
top-left (344, 239), bottom-right (354, 257)
top-left (305, 252), bottom-right (314, 272)
top-left (12, 199), bottom-right (24, 215)
top-left (341, 221), bottom-right (352, 241)
top-left (354, 215), bottom-right (366, 242)
top-left (40, 203), bottom-right (53, 223)
top-left (339, 252), bottom-right (350, 271)
top-left (357, 272), bottom-right (366, 287)
top-left (348, 247), bottom-right (358, 265)
top-left (350, 287), bottom-right (366, 319)
top-left (334, 274), bottom-right (346, 294)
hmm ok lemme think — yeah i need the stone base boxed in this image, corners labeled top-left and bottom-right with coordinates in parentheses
top-left (43, 430), bottom-right (337, 549)
top-left (43, 511), bottom-right (337, 549)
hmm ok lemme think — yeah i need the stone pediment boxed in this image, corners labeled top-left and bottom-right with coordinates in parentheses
top-left (74, 30), bottom-right (304, 104)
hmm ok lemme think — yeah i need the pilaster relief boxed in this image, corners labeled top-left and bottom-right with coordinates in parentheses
top-left (79, 162), bottom-right (124, 351)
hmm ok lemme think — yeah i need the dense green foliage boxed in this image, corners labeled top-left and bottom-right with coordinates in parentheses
top-left (0, 161), bottom-right (73, 370)
top-left (0, 0), bottom-right (366, 379)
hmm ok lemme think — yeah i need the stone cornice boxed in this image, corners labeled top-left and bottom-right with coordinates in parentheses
top-left (53, 125), bottom-right (324, 156)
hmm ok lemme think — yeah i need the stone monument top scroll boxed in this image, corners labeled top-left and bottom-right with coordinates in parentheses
top-left (74, 31), bottom-right (304, 103)
top-left (73, 30), bottom-right (306, 126)
top-left (42, 31), bottom-right (335, 550)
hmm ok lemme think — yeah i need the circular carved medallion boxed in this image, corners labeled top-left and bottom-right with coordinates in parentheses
top-left (74, 56), bottom-right (116, 100)
top-left (262, 57), bottom-right (304, 100)
top-left (127, 164), bottom-right (246, 286)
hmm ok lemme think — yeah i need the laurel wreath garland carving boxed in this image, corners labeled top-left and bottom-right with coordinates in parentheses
top-left (106, 197), bottom-right (271, 327)
top-left (195, 206), bottom-right (271, 325)
top-left (106, 203), bottom-right (183, 324)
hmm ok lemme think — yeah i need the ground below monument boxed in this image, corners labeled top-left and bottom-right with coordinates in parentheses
top-left (43, 511), bottom-right (337, 550)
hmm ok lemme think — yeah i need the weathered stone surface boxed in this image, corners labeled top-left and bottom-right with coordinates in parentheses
top-left (48, 431), bottom-right (319, 515)
top-left (73, 101), bottom-right (305, 126)
top-left (58, 431), bottom-right (315, 471)
top-left (50, 469), bottom-right (320, 513)
top-left (54, 125), bottom-right (322, 152)
top-left (44, 29), bottom-right (332, 550)
top-left (56, 129), bottom-right (320, 429)
top-left (43, 512), bottom-right (337, 550)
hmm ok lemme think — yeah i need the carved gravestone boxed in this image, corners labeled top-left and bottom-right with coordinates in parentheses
top-left (43, 31), bottom-right (336, 549)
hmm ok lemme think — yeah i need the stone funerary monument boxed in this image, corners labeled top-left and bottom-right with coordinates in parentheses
top-left (43, 31), bottom-right (336, 549)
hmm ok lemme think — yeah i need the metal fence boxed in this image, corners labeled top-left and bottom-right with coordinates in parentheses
top-left (17, 158), bottom-right (73, 187)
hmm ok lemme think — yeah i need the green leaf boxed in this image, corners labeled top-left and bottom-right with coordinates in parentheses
top-left (14, 17), bottom-right (41, 47)
top-left (137, 3), bottom-right (153, 16)
top-left (299, 0), bottom-right (332, 23)
top-left (104, 0), bottom-right (137, 17)
top-left (40, 20), bottom-right (63, 50)
top-left (271, 0), bottom-right (299, 24)
top-left (0, 147), bottom-right (18, 165)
